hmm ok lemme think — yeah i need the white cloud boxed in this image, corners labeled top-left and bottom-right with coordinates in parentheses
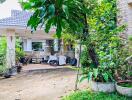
top-left (0, 0), bottom-right (22, 19)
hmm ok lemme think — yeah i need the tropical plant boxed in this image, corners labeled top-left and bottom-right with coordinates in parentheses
top-left (80, 0), bottom-right (126, 82)
top-left (0, 37), bottom-right (7, 73)
top-left (15, 38), bottom-right (25, 62)
top-left (117, 36), bottom-right (132, 80)
top-left (20, 0), bottom-right (84, 37)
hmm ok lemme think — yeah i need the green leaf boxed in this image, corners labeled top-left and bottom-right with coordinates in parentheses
top-left (102, 72), bottom-right (109, 82)
top-left (79, 75), bottom-right (87, 83)
top-left (48, 4), bottom-right (55, 16)
top-left (45, 17), bottom-right (54, 33)
top-left (62, 5), bottom-right (69, 19)
top-left (93, 68), bottom-right (98, 79)
top-left (88, 72), bottom-right (93, 81)
top-left (23, 2), bottom-right (31, 10)
top-left (56, 17), bottom-right (62, 38)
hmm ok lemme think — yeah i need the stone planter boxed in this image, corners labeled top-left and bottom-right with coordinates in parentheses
top-left (116, 81), bottom-right (132, 97)
top-left (90, 81), bottom-right (115, 93)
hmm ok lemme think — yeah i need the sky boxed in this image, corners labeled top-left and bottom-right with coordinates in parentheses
top-left (0, 0), bottom-right (22, 19)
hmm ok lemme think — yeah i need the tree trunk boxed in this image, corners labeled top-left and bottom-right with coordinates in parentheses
top-left (83, 13), bottom-right (99, 67)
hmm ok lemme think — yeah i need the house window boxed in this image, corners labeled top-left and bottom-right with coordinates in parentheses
top-left (32, 42), bottom-right (43, 51)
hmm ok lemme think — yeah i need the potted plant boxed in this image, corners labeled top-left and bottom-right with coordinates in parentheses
top-left (80, 47), bottom-right (118, 93)
top-left (115, 36), bottom-right (132, 97)
top-left (116, 80), bottom-right (132, 97)
top-left (116, 60), bottom-right (132, 97)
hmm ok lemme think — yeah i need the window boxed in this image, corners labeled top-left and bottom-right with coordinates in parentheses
top-left (32, 42), bottom-right (43, 51)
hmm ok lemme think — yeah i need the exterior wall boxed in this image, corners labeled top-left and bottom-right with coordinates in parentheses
top-left (117, 0), bottom-right (132, 37)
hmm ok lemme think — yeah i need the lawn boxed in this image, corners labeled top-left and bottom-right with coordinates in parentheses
top-left (62, 90), bottom-right (131, 100)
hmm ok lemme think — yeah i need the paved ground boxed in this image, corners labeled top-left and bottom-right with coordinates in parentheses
top-left (0, 68), bottom-right (88, 100)
top-left (23, 64), bottom-right (66, 71)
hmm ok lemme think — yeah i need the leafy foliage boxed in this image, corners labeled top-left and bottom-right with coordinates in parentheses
top-left (117, 36), bottom-right (132, 80)
top-left (0, 37), bottom-right (7, 73)
top-left (15, 38), bottom-right (25, 62)
top-left (80, 0), bottom-right (127, 82)
top-left (20, 0), bottom-right (86, 38)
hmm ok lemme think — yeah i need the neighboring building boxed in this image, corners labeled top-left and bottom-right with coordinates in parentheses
top-left (117, 0), bottom-right (132, 37)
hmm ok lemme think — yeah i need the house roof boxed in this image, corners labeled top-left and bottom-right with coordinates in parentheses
top-left (0, 10), bottom-right (33, 27)
top-left (0, 10), bottom-right (56, 39)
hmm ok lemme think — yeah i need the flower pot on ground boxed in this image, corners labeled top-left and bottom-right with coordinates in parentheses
top-left (80, 47), bottom-right (117, 93)
top-left (79, 65), bottom-right (116, 93)
top-left (90, 81), bottom-right (115, 93)
top-left (116, 81), bottom-right (132, 97)
top-left (115, 54), bottom-right (132, 97)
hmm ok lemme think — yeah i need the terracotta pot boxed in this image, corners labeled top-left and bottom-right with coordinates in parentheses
top-left (116, 81), bottom-right (132, 97)
top-left (90, 81), bottom-right (115, 93)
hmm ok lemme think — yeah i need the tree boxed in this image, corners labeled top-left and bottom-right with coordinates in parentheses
top-left (20, 0), bottom-right (99, 66)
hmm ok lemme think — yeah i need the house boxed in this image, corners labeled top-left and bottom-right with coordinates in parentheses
top-left (0, 10), bottom-right (75, 67)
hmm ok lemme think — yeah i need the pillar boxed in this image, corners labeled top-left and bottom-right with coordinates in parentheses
top-left (6, 29), bottom-right (16, 68)
top-left (26, 38), bottom-right (32, 51)
top-left (23, 39), bottom-right (27, 51)
top-left (54, 39), bottom-right (59, 52)
top-left (42, 40), bottom-right (48, 53)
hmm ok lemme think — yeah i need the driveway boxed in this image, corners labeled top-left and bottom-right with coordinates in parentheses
top-left (0, 69), bottom-right (88, 100)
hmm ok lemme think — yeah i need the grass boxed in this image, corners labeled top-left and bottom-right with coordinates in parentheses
top-left (62, 90), bottom-right (131, 100)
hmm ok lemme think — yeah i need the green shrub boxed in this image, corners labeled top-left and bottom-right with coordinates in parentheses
top-left (15, 38), bottom-right (25, 62)
top-left (0, 37), bottom-right (7, 74)
top-left (80, 0), bottom-right (128, 82)
top-left (16, 48), bottom-right (25, 62)
top-left (62, 90), bottom-right (131, 100)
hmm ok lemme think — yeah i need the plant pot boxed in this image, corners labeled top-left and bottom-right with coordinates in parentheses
top-left (116, 81), bottom-right (132, 97)
top-left (90, 81), bottom-right (115, 93)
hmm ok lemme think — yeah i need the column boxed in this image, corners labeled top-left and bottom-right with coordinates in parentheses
top-left (42, 40), bottom-right (48, 53)
top-left (6, 30), bottom-right (16, 68)
top-left (54, 39), bottom-right (59, 52)
top-left (23, 39), bottom-right (27, 51)
top-left (26, 38), bottom-right (32, 51)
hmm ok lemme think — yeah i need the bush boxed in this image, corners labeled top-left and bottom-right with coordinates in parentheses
top-left (62, 90), bottom-right (131, 100)
top-left (16, 48), bottom-right (25, 62)
top-left (0, 37), bottom-right (7, 74)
